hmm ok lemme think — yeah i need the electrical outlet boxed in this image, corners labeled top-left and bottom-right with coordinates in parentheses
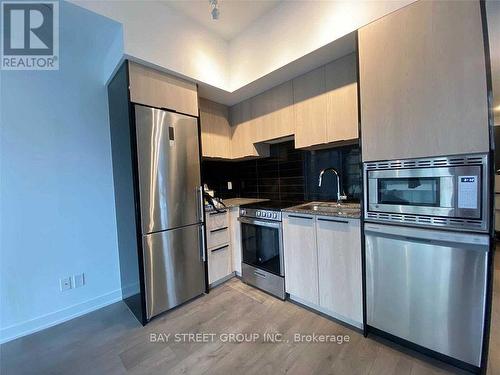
top-left (60, 277), bottom-right (72, 291)
top-left (73, 273), bottom-right (85, 288)
top-left (227, 181), bottom-right (232, 190)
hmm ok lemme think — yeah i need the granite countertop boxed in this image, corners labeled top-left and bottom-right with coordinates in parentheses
top-left (205, 198), bottom-right (269, 212)
top-left (283, 201), bottom-right (361, 219)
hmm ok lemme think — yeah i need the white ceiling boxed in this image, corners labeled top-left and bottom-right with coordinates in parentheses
top-left (161, 0), bottom-right (281, 41)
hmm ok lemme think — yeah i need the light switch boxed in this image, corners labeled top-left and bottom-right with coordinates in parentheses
top-left (227, 181), bottom-right (232, 190)
top-left (74, 273), bottom-right (85, 288)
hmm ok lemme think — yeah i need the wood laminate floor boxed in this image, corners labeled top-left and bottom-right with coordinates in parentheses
top-left (1, 255), bottom-right (499, 375)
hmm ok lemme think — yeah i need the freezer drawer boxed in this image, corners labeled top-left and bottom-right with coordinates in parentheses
top-left (143, 224), bottom-right (205, 320)
top-left (365, 223), bottom-right (489, 366)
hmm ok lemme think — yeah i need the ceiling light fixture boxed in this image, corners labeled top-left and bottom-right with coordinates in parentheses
top-left (209, 0), bottom-right (219, 20)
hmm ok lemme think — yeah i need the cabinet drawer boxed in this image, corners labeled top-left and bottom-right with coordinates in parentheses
top-left (207, 226), bottom-right (230, 249)
top-left (206, 210), bottom-right (229, 230)
top-left (208, 244), bottom-right (232, 284)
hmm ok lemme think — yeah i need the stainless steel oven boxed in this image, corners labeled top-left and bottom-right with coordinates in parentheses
top-left (238, 207), bottom-right (285, 299)
top-left (364, 153), bottom-right (489, 232)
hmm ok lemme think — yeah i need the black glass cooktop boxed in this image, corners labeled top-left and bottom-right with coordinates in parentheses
top-left (241, 200), bottom-right (302, 211)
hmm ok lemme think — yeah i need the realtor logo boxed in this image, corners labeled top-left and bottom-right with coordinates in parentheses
top-left (1, 1), bottom-right (59, 70)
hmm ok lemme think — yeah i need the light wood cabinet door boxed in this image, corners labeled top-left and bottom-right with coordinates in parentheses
top-left (206, 210), bottom-right (232, 285)
top-left (253, 81), bottom-right (294, 142)
top-left (208, 244), bottom-right (232, 285)
top-left (359, 1), bottom-right (489, 162)
top-left (230, 100), bottom-right (269, 159)
top-left (283, 213), bottom-right (318, 305)
top-left (316, 216), bottom-right (362, 325)
top-left (128, 62), bottom-right (198, 116)
top-left (293, 66), bottom-right (327, 148)
top-left (199, 98), bottom-right (231, 159)
top-left (229, 207), bottom-right (242, 275)
top-left (325, 54), bottom-right (359, 143)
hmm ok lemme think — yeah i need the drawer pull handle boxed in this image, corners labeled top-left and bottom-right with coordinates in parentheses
top-left (211, 244), bottom-right (229, 253)
top-left (254, 271), bottom-right (267, 278)
top-left (317, 218), bottom-right (349, 224)
top-left (288, 214), bottom-right (313, 220)
top-left (210, 226), bottom-right (228, 233)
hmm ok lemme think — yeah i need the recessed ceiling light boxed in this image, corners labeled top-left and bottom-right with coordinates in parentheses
top-left (494, 104), bottom-right (500, 112)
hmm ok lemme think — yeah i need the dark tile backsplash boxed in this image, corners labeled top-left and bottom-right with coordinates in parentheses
top-left (201, 141), bottom-right (361, 203)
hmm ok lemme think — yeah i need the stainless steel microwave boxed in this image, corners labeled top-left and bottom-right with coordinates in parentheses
top-left (364, 153), bottom-right (489, 232)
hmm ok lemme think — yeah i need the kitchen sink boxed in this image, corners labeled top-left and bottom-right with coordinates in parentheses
top-left (292, 202), bottom-right (361, 216)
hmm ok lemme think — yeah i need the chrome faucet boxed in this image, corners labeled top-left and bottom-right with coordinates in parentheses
top-left (318, 167), bottom-right (347, 203)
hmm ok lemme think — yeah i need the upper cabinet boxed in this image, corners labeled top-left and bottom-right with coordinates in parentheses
top-left (199, 98), bottom-right (231, 159)
top-left (325, 54), bottom-right (359, 143)
top-left (359, 1), bottom-right (489, 162)
top-left (293, 53), bottom-right (359, 149)
top-left (230, 100), bottom-right (270, 159)
top-left (253, 81), bottom-right (295, 142)
top-left (293, 66), bottom-right (327, 148)
top-left (128, 62), bottom-right (198, 117)
top-left (201, 53), bottom-right (359, 159)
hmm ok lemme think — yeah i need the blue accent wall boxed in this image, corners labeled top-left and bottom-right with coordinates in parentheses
top-left (0, 1), bottom-right (124, 342)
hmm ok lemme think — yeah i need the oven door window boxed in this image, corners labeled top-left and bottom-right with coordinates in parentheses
top-left (378, 177), bottom-right (440, 207)
top-left (241, 222), bottom-right (281, 275)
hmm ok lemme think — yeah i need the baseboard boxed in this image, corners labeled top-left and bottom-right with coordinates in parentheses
top-left (0, 289), bottom-right (123, 344)
top-left (289, 294), bottom-right (363, 331)
top-left (209, 272), bottom-right (236, 289)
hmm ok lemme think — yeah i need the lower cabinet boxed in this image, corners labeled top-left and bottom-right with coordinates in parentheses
top-left (206, 210), bottom-right (233, 285)
top-left (229, 207), bottom-right (242, 275)
top-left (206, 207), bottom-right (244, 285)
top-left (316, 216), bottom-right (363, 324)
top-left (283, 212), bottom-right (362, 327)
top-left (282, 213), bottom-right (319, 305)
top-left (208, 244), bottom-right (232, 285)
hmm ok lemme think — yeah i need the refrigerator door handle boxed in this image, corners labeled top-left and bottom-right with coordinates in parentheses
top-left (200, 225), bottom-right (206, 262)
top-left (198, 185), bottom-right (204, 223)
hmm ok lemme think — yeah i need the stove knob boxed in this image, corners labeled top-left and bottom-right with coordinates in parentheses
top-left (273, 213), bottom-right (278, 219)
top-left (267, 212), bottom-right (271, 218)
top-left (256, 211), bottom-right (261, 217)
top-left (241, 209), bottom-right (246, 216)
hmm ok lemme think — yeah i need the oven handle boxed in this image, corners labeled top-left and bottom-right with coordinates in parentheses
top-left (238, 216), bottom-right (281, 229)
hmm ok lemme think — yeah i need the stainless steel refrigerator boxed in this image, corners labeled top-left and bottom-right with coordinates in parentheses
top-left (108, 62), bottom-right (206, 324)
top-left (135, 105), bottom-right (205, 320)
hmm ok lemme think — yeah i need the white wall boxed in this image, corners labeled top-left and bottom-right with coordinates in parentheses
top-left (70, 0), bottom-right (414, 93)
top-left (71, 0), bottom-right (230, 89)
top-left (228, 0), bottom-right (416, 90)
top-left (0, 1), bottom-right (124, 342)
